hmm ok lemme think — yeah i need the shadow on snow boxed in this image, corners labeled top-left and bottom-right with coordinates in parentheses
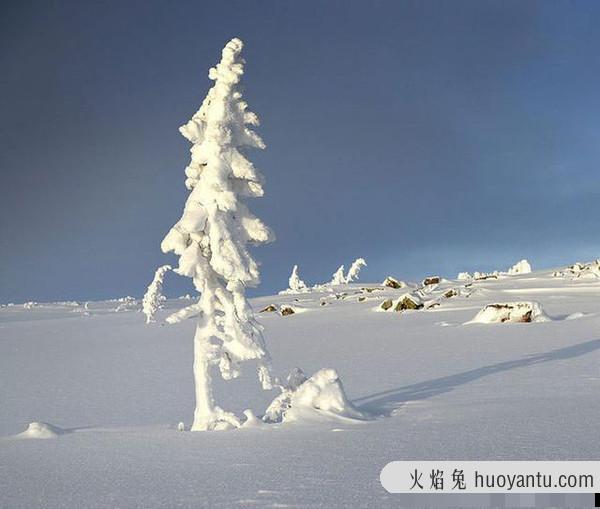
top-left (354, 338), bottom-right (600, 416)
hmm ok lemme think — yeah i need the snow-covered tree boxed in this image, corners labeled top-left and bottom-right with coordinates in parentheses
top-left (289, 265), bottom-right (308, 292)
top-left (142, 265), bottom-right (171, 323)
top-left (345, 258), bottom-right (366, 282)
top-left (282, 264), bottom-right (309, 293)
top-left (160, 38), bottom-right (274, 431)
top-left (326, 258), bottom-right (366, 286)
top-left (507, 259), bottom-right (532, 275)
top-left (330, 265), bottom-right (346, 285)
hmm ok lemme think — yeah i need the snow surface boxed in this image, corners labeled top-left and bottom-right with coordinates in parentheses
top-left (2, 265), bottom-right (600, 507)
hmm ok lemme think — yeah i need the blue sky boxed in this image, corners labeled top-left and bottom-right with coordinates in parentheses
top-left (1, 0), bottom-right (599, 303)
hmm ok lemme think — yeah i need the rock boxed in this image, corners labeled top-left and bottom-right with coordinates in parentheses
top-left (444, 289), bottom-right (458, 299)
top-left (280, 306), bottom-right (296, 316)
top-left (382, 277), bottom-right (404, 289)
top-left (474, 273), bottom-right (498, 280)
top-left (422, 276), bottom-right (440, 286)
top-left (394, 294), bottom-right (423, 311)
top-left (17, 422), bottom-right (65, 439)
top-left (358, 296), bottom-right (366, 302)
top-left (260, 304), bottom-right (278, 313)
top-left (380, 299), bottom-right (394, 311)
top-left (554, 260), bottom-right (600, 279)
top-left (361, 287), bottom-right (383, 293)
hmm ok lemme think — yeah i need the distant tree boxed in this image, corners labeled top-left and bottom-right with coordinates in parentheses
top-left (142, 265), bottom-right (171, 323)
top-left (287, 265), bottom-right (308, 293)
top-left (330, 265), bottom-right (346, 285)
top-left (345, 258), bottom-right (366, 282)
top-left (160, 38), bottom-right (274, 431)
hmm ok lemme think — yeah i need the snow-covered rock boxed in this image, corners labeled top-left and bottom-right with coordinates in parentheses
top-left (382, 276), bottom-right (404, 289)
top-left (279, 305), bottom-right (307, 316)
top-left (554, 260), bottom-right (600, 280)
top-left (16, 422), bottom-right (65, 439)
top-left (422, 276), bottom-right (440, 286)
top-left (473, 271), bottom-right (499, 280)
top-left (380, 293), bottom-right (424, 312)
top-left (280, 305), bottom-right (296, 316)
top-left (467, 302), bottom-right (549, 324)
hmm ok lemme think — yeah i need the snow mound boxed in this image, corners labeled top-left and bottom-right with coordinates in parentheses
top-left (265, 368), bottom-right (368, 424)
top-left (467, 302), bottom-right (550, 324)
top-left (507, 259), bottom-right (532, 275)
top-left (16, 422), bottom-right (65, 439)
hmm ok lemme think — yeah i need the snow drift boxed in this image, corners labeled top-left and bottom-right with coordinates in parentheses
top-left (265, 368), bottom-right (369, 424)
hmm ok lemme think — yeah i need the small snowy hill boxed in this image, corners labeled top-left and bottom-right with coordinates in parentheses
top-left (2, 263), bottom-right (600, 507)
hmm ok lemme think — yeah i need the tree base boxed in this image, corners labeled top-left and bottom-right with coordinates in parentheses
top-left (191, 407), bottom-right (241, 431)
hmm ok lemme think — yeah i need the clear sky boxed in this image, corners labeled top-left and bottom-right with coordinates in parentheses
top-left (1, 0), bottom-right (599, 303)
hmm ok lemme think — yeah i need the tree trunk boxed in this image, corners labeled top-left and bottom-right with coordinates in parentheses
top-left (191, 324), bottom-right (217, 431)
